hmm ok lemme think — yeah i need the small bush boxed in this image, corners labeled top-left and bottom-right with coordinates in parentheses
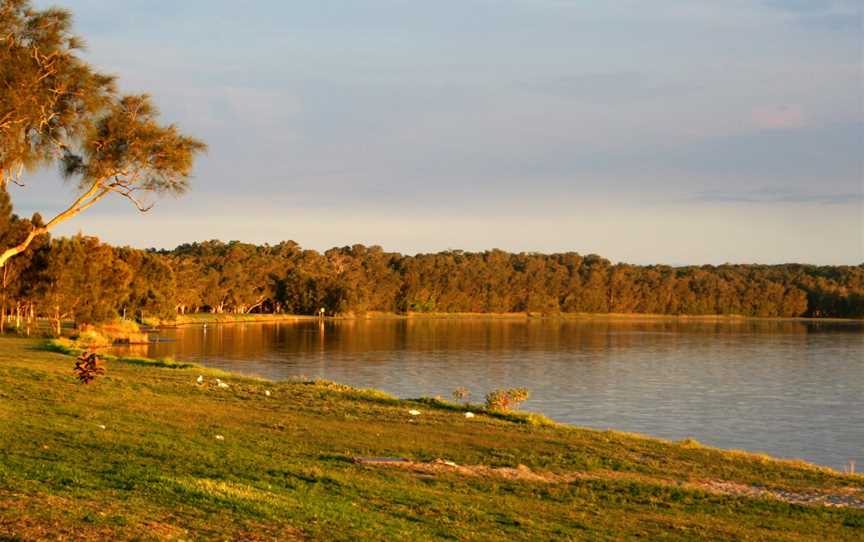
top-left (452, 387), bottom-right (471, 404)
top-left (678, 437), bottom-right (703, 449)
top-left (485, 388), bottom-right (530, 411)
top-left (69, 321), bottom-right (148, 347)
top-left (73, 328), bottom-right (112, 348)
top-left (74, 352), bottom-right (105, 384)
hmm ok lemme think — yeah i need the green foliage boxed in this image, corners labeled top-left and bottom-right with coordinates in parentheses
top-left (0, 0), bottom-right (205, 272)
top-left (485, 388), bottom-right (531, 412)
top-left (0, 0), bottom-right (115, 182)
top-left (2, 237), bottom-right (864, 329)
top-left (71, 328), bottom-right (112, 348)
top-left (34, 235), bottom-right (131, 330)
top-left (63, 94), bottom-right (206, 195)
top-left (0, 0), bottom-right (204, 191)
top-left (158, 242), bottom-right (864, 318)
top-left (0, 187), bottom-right (43, 331)
top-left (115, 247), bottom-right (177, 320)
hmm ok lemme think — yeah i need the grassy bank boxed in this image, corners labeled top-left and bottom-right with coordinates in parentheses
top-left (168, 313), bottom-right (322, 326)
top-left (1, 335), bottom-right (862, 540)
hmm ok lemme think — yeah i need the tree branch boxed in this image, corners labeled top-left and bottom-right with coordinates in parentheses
top-left (0, 179), bottom-right (110, 268)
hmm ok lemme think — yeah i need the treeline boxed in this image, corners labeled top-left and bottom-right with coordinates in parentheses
top-left (1, 189), bottom-right (176, 332)
top-left (2, 198), bottom-right (863, 330)
top-left (160, 241), bottom-right (863, 319)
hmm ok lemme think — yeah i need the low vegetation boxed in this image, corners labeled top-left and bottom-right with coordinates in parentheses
top-left (1, 335), bottom-right (862, 540)
top-left (485, 388), bottom-right (531, 412)
top-left (452, 386), bottom-right (471, 405)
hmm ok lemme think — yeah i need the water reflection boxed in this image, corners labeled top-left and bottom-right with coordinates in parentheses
top-left (115, 318), bottom-right (864, 470)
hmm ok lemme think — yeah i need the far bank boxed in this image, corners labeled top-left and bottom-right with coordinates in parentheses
top-left (165, 311), bottom-right (864, 327)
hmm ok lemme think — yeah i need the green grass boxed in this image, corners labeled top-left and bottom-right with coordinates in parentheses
top-left (1, 335), bottom-right (862, 540)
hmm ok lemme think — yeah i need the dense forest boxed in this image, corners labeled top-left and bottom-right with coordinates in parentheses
top-left (2, 189), bottom-right (862, 332)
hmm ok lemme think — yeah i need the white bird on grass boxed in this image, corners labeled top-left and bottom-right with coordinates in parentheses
top-left (215, 435), bottom-right (224, 441)
top-left (265, 390), bottom-right (271, 397)
top-left (196, 375), bottom-right (204, 384)
top-left (408, 409), bottom-right (421, 416)
top-left (464, 412), bottom-right (475, 419)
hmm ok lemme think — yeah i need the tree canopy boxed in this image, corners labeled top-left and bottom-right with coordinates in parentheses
top-left (0, 0), bottom-right (205, 268)
top-left (1, 233), bottom-right (861, 333)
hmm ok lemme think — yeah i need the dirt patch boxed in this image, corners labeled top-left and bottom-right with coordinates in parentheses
top-left (361, 458), bottom-right (864, 509)
top-left (696, 480), bottom-right (864, 509)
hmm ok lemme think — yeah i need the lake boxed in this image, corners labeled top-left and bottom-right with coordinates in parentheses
top-left (118, 318), bottom-right (863, 470)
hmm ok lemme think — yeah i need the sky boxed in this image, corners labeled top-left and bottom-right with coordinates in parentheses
top-left (17, 0), bottom-right (864, 264)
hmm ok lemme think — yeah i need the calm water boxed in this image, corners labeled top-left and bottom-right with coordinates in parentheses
top-left (119, 318), bottom-right (863, 470)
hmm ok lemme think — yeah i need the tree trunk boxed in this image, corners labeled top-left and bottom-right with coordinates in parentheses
top-left (0, 180), bottom-right (109, 269)
top-left (0, 264), bottom-right (7, 333)
top-left (246, 297), bottom-right (266, 314)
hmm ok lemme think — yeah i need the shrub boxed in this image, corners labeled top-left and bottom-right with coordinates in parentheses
top-left (452, 387), bottom-right (471, 404)
top-left (72, 328), bottom-right (112, 348)
top-left (74, 352), bottom-right (105, 384)
top-left (485, 388), bottom-right (530, 411)
top-left (74, 321), bottom-right (148, 346)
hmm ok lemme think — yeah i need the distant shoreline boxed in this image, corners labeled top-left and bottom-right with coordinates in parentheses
top-left (166, 311), bottom-right (864, 327)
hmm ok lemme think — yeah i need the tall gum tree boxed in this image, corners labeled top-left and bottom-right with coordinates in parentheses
top-left (0, 0), bottom-right (205, 268)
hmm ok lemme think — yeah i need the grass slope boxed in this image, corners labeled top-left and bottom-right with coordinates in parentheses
top-left (0, 335), bottom-right (862, 541)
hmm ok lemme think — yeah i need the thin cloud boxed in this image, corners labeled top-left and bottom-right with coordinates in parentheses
top-left (751, 105), bottom-right (807, 130)
top-left (693, 187), bottom-right (863, 205)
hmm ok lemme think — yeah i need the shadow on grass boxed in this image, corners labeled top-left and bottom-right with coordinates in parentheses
top-left (37, 338), bottom-right (196, 369)
top-left (413, 397), bottom-right (559, 427)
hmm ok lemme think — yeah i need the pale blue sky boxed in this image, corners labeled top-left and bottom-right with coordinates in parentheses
top-left (18, 0), bottom-right (864, 264)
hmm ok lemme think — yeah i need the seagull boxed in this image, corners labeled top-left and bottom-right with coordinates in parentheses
top-left (218, 382), bottom-right (229, 389)
top-left (215, 435), bottom-right (224, 441)
top-left (464, 412), bottom-right (475, 419)
top-left (265, 390), bottom-right (271, 397)
top-left (196, 375), bottom-right (204, 384)
top-left (408, 409), bottom-right (421, 416)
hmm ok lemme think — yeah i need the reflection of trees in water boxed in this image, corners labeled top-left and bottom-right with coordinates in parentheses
top-left (130, 319), bottom-right (856, 362)
top-left (114, 343), bottom-right (150, 358)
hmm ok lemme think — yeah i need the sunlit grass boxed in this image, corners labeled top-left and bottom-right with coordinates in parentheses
top-left (1, 335), bottom-right (861, 540)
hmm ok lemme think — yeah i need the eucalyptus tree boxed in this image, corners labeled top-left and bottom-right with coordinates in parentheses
top-left (34, 235), bottom-right (131, 333)
top-left (0, 0), bottom-right (205, 268)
